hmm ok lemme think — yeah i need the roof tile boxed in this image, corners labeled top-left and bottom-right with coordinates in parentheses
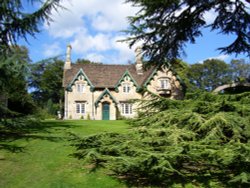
top-left (63, 64), bottom-right (155, 88)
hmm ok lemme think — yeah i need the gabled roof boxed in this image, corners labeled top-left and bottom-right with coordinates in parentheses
top-left (114, 70), bottom-right (139, 91)
top-left (66, 68), bottom-right (94, 91)
top-left (94, 88), bottom-right (118, 107)
top-left (63, 64), bottom-right (155, 89)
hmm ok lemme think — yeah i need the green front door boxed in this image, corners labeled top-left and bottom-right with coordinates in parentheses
top-left (102, 103), bottom-right (110, 120)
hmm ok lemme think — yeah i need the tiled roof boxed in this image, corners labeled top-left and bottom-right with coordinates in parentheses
top-left (63, 63), bottom-right (155, 88)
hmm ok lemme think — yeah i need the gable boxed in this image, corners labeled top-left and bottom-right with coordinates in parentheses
top-left (66, 68), bottom-right (94, 92)
top-left (114, 70), bottom-right (140, 92)
top-left (143, 64), bottom-right (184, 88)
top-left (94, 88), bottom-right (118, 107)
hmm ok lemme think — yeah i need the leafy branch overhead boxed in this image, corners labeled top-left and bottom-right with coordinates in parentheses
top-left (0, 0), bottom-right (63, 54)
top-left (124, 0), bottom-right (250, 65)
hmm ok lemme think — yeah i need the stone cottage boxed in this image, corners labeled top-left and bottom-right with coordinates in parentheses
top-left (63, 45), bottom-right (183, 120)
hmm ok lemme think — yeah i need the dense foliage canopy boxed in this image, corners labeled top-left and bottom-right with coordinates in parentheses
top-left (72, 91), bottom-right (250, 187)
top-left (124, 0), bottom-right (250, 66)
top-left (0, 0), bottom-right (62, 122)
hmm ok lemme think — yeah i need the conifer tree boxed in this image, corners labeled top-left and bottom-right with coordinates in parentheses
top-left (72, 91), bottom-right (250, 187)
top-left (0, 0), bottom-right (62, 118)
top-left (124, 0), bottom-right (250, 66)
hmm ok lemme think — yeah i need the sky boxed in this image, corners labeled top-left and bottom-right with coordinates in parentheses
top-left (20, 0), bottom-right (249, 65)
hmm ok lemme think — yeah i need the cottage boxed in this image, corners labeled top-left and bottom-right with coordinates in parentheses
top-left (63, 45), bottom-right (183, 120)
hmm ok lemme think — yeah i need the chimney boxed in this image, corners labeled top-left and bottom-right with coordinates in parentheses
top-left (64, 44), bottom-right (72, 70)
top-left (135, 46), bottom-right (143, 75)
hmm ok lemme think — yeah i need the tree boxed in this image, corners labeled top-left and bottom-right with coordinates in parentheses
top-left (0, 0), bottom-right (62, 119)
top-left (72, 92), bottom-right (250, 187)
top-left (0, 46), bottom-right (36, 117)
top-left (229, 59), bottom-right (250, 83)
top-left (188, 59), bottom-right (231, 91)
top-left (124, 0), bottom-right (250, 66)
top-left (0, 0), bottom-right (62, 54)
top-left (29, 58), bottom-right (64, 116)
top-left (75, 59), bottom-right (102, 65)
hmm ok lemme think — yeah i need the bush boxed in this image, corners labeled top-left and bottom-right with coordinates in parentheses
top-left (34, 108), bottom-right (56, 120)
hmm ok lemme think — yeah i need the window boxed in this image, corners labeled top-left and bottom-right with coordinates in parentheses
top-left (123, 83), bottom-right (131, 93)
top-left (76, 102), bottom-right (85, 114)
top-left (159, 79), bottom-right (169, 89)
top-left (77, 84), bottom-right (85, 93)
top-left (121, 103), bottom-right (133, 115)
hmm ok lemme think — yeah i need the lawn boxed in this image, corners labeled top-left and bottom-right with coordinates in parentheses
top-left (0, 120), bottom-right (130, 188)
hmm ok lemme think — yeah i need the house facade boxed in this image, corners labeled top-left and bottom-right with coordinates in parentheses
top-left (63, 45), bottom-right (183, 120)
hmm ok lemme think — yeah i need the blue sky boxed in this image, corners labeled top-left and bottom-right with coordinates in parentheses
top-left (20, 0), bottom-right (249, 65)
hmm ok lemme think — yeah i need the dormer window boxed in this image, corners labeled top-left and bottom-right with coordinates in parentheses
top-left (159, 78), bottom-right (170, 89)
top-left (123, 83), bottom-right (131, 93)
top-left (77, 84), bottom-right (85, 93)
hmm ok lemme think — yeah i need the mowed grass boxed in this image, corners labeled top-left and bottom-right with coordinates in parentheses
top-left (0, 120), bottom-right (130, 188)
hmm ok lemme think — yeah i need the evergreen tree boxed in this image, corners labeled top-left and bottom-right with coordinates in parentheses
top-left (72, 91), bottom-right (250, 187)
top-left (0, 0), bottom-right (62, 119)
top-left (124, 0), bottom-right (250, 66)
top-left (0, 0), bottom-right (62, 54)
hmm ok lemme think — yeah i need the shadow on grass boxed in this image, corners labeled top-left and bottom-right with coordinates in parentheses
top-left (0, 120), bottom-right (81, 153)
top-left (0, 143), bottom-right (25, 153)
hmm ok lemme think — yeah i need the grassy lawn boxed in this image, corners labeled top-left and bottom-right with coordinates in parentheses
top-left (0, 120), bottom-right (130, 188)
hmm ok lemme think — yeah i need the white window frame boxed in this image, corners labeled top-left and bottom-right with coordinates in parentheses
top-left (121, 103), bottom-right (133, 115)
top-left (159, 79), bottom-right (170, 89)
top-left (76, 102), bottom-right (86, 114)
top-left (76, 83), bottom-right (85, 93)
top-left (123, 83), bottom-right (131, 93)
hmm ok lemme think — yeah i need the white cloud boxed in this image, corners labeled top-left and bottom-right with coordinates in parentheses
top-left (111, 35), bottom-right (136, 63)
top-left (44, 8), bottom-right (85, 38)
top-left (204, 9), bottom-right (217, 24)
top-left (208, 54), bottom-right (230, 61)
top-left (43, 42), bottom-right (63, 57)
top-left (198, 54), bottom-right (230, 63)
top-left (43, 0), bottom-right (139, 64)
top-left (71, 33), bottom-right (112, 53)
top-left (86, 53), bottom-right (105, 63)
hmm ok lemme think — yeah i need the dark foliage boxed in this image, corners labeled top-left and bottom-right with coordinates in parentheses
top-left (123, 0), bottom-right (250, 66)
top-left (0, 0), bottom-right (62, 55)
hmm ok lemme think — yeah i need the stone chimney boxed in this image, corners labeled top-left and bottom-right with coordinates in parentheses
top-left (135, 46), bottom-right (143, 75)
top-left (64, 44), bottom-right (72, 70)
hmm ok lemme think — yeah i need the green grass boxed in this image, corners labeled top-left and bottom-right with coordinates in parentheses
top-left (0, 120), bottom-right (130, 188)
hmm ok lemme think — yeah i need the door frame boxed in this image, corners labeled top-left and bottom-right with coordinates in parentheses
top-left (102, 102), bottom-right (110, 120)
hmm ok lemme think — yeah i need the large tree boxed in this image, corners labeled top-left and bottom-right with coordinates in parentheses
top-left (0, 0), bottom-right (62, 118)
top-left (0, 0), bottom-right (62, 54)
top-left (188, 59), bottom-right (231, 91)
top-left (229, 59), bottom-right (250, 82)
top-left (125, 0), bottom-right (250, 66)
top-left (29, 58), bottom-right (64, 114)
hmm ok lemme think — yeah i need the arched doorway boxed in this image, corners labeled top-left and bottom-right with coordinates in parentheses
top-left (102, 102), bottom-right (110, 120)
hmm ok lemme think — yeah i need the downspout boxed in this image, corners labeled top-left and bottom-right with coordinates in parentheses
top-left (92, 91), bottom-right (95, 120)
top-left (65, 91), bottom-right (68, 119)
